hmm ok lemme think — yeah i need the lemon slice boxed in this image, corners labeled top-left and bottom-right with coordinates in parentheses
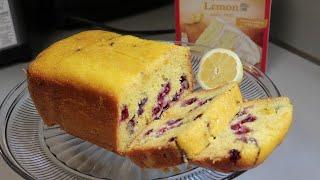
top-left (197, 48), bottom-right (243, 89)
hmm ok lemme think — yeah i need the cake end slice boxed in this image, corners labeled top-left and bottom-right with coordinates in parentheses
top-left (191, 97), bottom-right (293, 172)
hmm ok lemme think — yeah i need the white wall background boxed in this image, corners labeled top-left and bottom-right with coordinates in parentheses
top-left (270, 0), bottom-right (320, 61)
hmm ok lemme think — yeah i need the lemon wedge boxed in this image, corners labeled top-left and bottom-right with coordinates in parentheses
top-left (197, 48), bottom-right (243, 89)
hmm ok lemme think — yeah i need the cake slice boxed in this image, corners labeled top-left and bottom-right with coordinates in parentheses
top-left (27, 30), bottom-right (194, 154)
top-left (191, 97), bottom-right (293, 172)
top-left (126, 83), bottom-right (242, 168)
top-left (176, 83), bottom-right (243, 157)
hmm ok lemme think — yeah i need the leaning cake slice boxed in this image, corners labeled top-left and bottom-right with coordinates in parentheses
top-left (191, 97), bottom-right (293, 172)
top-left (126, 83), bottom-right (242, 168)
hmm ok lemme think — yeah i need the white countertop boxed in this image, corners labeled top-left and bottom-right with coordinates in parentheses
top-left (1, 5), bottom-right (320, 180)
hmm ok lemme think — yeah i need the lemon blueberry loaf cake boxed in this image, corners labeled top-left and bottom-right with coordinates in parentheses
top-left (127, 83), bottom-right (242, 168)
top-left (27, 30), bottom-right (194, 153)
top-left (27, 30), bottom-right (292, 172)
top-left (192, 97), bottom-right (293, 172)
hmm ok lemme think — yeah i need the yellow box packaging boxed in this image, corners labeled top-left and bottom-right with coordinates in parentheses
top-left (175, 0), bottom-right (272, 72)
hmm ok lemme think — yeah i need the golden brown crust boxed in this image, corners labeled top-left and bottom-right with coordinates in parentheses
top-left (126, 143), bottom-right (183, 168)
top-left (191, 157), bottom-right (258, 173)
top-left (27, 71), bottom-right (120, 153)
